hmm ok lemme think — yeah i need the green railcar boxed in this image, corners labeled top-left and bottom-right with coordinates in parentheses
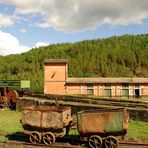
top-left (0, 80), bottom-right (30, 107)
top-left (0, 80), bottom-right (30, 90)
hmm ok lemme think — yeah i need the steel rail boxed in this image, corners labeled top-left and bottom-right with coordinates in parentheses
top-left (25, 93), bottom-right (148, 109)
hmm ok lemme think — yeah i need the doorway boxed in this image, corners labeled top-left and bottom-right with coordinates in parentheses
top-left (135, 89), bottom-right (140, 98)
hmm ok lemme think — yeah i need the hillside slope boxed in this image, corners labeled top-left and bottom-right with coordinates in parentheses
top-left (0, 34), bottom-right (148, 91)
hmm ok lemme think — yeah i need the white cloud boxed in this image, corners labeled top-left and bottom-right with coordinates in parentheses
top-left (0, 30), bottom-right (30, 56)
top-left (2, 0), bottom-right (148, 32)
top-left (0, 13), bottom-right (13, 28)
top-left (35, 22), bottom-right (50, 29)
top-left (35, 42), bottom-right (48, 48)
top-left (20, 28), bottom-right (26, 33)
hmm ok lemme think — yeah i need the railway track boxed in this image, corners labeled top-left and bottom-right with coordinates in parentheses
top-left (5, 141), bottom-right (81, 148)
top-left (29, 93), bottom-right (148, 109)
top-left (5, 132), bottom-right (81, 148)
top-left (4, 132), bottom-right (148, 148)
top-left (1, 140), bottom-right (148, 148)
top-left (119, 141), bottom-right (148, 147)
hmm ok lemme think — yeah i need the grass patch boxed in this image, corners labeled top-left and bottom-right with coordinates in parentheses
top-left (127, 120), bottom-right (148, 141)
top-left (0, 109), bottom-right (23, 134)
top-left (69, 129), bottom-right (79, 136)
top-left (0, 136), bottom-right (7, 143)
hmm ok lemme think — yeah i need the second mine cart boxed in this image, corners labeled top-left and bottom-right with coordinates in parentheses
top-left (21, 105), bottom-right (73, 145)
top-left (77, 108), bottom-right (128, 148)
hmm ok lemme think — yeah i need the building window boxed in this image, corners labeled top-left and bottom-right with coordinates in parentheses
top-left (122, 83), bottom-right (129, 97)
top-left (86, 84), bottom-right (94, 95)
top-left (104, 83), bottom-right (112, 97)
top-left (134, 84), bottom-right (140, 98)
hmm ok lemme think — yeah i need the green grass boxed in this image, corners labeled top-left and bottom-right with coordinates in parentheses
top-left (0, 109), bottom-right (23, 134)
top-left (0, 136), bottom-right (7, 143)
top-left (127, 120), bottom-right (148, 141)
top-left (0, 109), bottom-right (23, 142)
top-left (69, 129), bottom-right (79, 136)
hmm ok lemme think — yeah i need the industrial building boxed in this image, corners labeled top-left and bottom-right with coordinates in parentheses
top-left (44, 59), bottom-right (148, 98)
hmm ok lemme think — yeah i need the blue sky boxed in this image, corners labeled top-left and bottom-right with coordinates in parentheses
top-left (0, 0), bottom-right (148, 55)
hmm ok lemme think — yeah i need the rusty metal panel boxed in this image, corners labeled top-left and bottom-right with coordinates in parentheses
top-left (42, 111), bottom-right (63, 129)
top-left (77, 108), bottom-right (128, 135)
top-left (22, 110), bottom-right (41, 127)
top-left (22, 105), bottom-right (72, 130)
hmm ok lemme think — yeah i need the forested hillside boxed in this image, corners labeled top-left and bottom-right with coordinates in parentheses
top-left (0, 34), bottom-right (148, 91)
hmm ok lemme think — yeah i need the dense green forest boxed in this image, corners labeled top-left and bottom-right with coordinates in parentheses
top-left (0, 34), bottom-right (148, 91)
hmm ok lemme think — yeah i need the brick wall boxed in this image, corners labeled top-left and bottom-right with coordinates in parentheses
top-left (44, 62), bottom-right (67, 94)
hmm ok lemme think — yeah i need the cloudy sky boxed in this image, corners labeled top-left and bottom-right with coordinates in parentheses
top-left (0, 0), bottom-right (148, 56)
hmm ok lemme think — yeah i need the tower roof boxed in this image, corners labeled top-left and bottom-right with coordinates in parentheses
top-left (44, 59), bottom-right (68, 64)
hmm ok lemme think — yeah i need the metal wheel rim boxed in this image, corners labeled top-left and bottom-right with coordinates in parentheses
top-left (89, 135), bottom-right (102, 148)
top-left (105, 136), bottom-right (119, 148)
top-left (29, 132), bottom-right (41, 144)
top-left (42, 132), bottom-right (55, 145)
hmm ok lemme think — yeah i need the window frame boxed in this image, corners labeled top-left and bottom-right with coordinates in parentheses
top-left (86, 84), bottom-right (94, 95)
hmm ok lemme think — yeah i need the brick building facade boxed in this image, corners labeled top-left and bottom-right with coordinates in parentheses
top-left (44, 59), bottom-right (148, 98)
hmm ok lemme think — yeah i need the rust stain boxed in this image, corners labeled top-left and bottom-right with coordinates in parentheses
top-left (22, 105), bottom-right (73, 132)
top-left (103, 112), bottom-right (110, 120)
top-left (77, 108), bottom-right (128, 136)
top-left (79, 113), bottom-right (105, 134)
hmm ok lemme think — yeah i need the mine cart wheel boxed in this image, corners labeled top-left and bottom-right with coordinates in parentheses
top-left (42, 132), bottom-right (55, 145)
top-left (89, 135), bottom-right (102, 148)
top-left (29, 132), bottom-right (41, 144)
top-left (104, 136), bottom-right (119, 148)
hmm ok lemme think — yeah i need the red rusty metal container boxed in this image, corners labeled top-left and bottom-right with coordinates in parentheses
top-left (77, 108), bottom-right (128, 137)
top-left (22, 105), bottom-right (73, 135)
top-left (21, 105), bottom-right (73, 145)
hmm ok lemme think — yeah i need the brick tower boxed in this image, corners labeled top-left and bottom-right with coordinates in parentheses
top-left (44, 59), bottom-right (68, 94)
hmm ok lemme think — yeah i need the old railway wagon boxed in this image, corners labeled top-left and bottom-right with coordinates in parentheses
top-left (21, 106), bottom-right (128, 148)
top-left (77, 108), bottom-right (128, 148)
top-left (0, 80), bottom-right (30, 107)
top-left (21, 105), bottom-right (73, 145)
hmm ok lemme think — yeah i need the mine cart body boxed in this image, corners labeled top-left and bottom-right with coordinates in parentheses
top-left (22, 105), bottom-right (72, 133)
top-left (21, 105), bottom-right (73, 145)
top-left (77, 108), bottom-right (128, 148)
top-left (77, 108), bottom-right (128, 138)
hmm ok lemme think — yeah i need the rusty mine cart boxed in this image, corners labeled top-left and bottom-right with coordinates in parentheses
top-left (21, 105), bottom-right (73, 145)
top-left (77, 108), bottom-right (128, 148)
